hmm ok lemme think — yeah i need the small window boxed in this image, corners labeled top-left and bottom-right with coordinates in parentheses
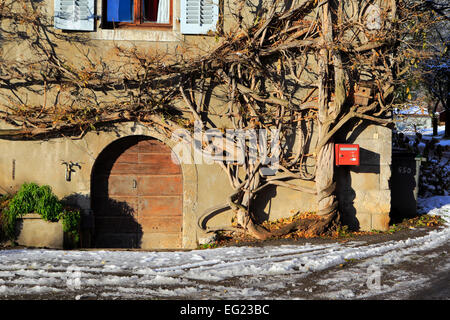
top-left (103, 0), bottom-right (172, 28)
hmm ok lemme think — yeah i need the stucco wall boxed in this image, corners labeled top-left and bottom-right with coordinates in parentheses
top-left (0, 120), bottom-right (324, 248)
top-left (0, 0), bottom-right (393, 247)
top-left (0, 120), bottom-right (392, 247)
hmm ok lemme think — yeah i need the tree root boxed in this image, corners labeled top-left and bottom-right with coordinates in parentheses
top-left (199, 201), bottom-right (340, 241)
top-left (234, 209), bottom-right (340, 241)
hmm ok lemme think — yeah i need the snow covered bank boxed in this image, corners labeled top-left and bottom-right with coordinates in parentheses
top-left (418, 196), bottom-right (450, 221)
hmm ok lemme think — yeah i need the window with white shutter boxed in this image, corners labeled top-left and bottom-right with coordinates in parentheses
top-left (54, 0), bottom-right (95, 31)
top-left (181, 0), bottom-right (219, 34)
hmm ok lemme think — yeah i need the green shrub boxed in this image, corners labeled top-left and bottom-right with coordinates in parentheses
top-left (0, 182), bottom-right (80, 244)
top-left (6, 183), bottom-right (62, 221)
top-left (59, 208), bottom-right (81, 244)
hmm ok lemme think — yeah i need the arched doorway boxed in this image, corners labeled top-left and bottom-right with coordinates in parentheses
top-left (91, 136), bottom-right (183, 249)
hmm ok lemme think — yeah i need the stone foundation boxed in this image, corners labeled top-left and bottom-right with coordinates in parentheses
top-left (337, 123), bottom-right (392, 231)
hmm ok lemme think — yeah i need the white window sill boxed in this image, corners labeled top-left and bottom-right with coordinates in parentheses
top-left (90, 28), bottom-right (183, 42)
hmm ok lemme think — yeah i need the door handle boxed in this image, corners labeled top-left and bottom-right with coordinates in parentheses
top-left (132, 179), bottom-right (137, 189)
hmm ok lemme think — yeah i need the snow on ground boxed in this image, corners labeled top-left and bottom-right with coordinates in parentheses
top-left (421, 126), bottom-right (450, 148)
top-left (402, 125), bottom-right (450, 148)
top-left (0, 196), bottom-right (449, 300)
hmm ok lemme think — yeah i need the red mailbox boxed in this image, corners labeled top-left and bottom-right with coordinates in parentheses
top-left (335, 144), bottom-right (360, 166)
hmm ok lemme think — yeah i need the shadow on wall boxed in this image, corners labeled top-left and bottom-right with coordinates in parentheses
top-left (250, 120), bottom-right (317, 223)
top-left (60, 193), bottom-right (143, 249)
top-left (88, 136), bottom-right (151, 249)
top-left (91, 197), bottom-right (143, 249)
top-left (245, 0), bottom-right (294, 17)
top-left (250, 185), bottom-right (278, 224)
top-left (90, 136), bottom-right (149, 249)
top-left (60, 193), bottom-right (92, 248)
top-left (336, 121), bottom-right (382, 231)
top-left (389, 149), bottom-right (420, 224)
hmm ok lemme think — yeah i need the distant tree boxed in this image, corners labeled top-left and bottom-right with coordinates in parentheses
top-left (422, 47), bottom-right (449, 137)
top-left (414, 0), bottom-right (449, 136)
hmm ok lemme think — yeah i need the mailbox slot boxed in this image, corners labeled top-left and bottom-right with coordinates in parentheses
top-left (335, 144), bottom-right (360, 166)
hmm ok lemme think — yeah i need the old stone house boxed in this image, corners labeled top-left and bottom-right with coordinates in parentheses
top-left (0, 0), bottom-right (392, 249)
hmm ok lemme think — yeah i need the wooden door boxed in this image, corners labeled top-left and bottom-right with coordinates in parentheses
top-left (92, 136), bottom-right (183, 249)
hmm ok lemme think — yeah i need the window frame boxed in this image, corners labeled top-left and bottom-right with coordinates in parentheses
top-left (101, 0), bottom-right (173, 29)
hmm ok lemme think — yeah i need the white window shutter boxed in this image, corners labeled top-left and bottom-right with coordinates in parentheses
top-left (54, 0), bottom-right (95, 31)
top-left (181, 0), bottom-right (219, 34)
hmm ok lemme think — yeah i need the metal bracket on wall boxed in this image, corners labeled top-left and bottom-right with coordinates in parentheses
top-left (61, 161), bottom-right (82, 182)
top-left (12, 159), bottom-right (15, 180)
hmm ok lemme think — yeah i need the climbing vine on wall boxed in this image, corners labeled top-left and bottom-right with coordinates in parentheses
top-left (0, 0), bottom-right (444, 239)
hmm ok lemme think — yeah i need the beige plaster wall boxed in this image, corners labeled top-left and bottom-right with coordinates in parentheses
top-left (0, 120), bottom-right (321, 248)
top-left (0, 0), bottom-right (393, 247)
top-left (0, 120), bottom-right (392, 246)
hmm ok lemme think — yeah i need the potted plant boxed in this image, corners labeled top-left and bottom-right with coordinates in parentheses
top-left (0, 182), bottom-right (80, 249)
